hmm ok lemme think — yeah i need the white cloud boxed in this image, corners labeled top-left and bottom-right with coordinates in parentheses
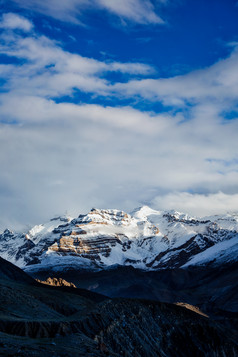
top-left (0, 31), bottom-right (150, 75)
top-left (0, 95), bottom-right (166, 134)
top-left (0, 29), bottom-right (154, 99)
top-left (3, 26), bottom-right (238, 121)
top-left (1, 15), bottom-right (238, 229)
top-left (9, 0), bottom-right (165, 25)
top-left (9, 0), bottom-right (87, 24)
top-left (96, 0), bottom-right (164, 24)
top-left (152, 192), bottom-right (238, 217)
top-left (1, 90), bottom-right (238, 229)
top-left (0, 12), bottom-right (33, 32)
top-left (112, 45), bottom-right (238, 107)
top-left (1, 95), bottom-right (238, 231)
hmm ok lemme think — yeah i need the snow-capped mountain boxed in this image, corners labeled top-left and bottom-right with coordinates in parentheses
top-left (0, 206), bottom-right (237, 272)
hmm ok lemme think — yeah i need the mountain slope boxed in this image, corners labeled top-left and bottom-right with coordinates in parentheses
top-left (0, 257), bottom-right (237, 357)
top-left (0, 256), bottom-right (35, 284)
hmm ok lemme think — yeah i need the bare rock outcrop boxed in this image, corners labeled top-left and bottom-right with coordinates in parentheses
top-left (36, 277), bottom-right (77, 288)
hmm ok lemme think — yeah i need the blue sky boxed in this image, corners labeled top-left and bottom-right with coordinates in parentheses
top-left (0, 0), bottom-right (238, 229)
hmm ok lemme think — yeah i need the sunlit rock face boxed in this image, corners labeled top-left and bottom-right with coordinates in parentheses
top-left (0, 206), bottom-right (238, 272)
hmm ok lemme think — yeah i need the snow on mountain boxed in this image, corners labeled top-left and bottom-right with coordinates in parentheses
top-left (0, 207), bottom-right (237, 272)
top-left (182, 236), bottom-right (238, 267)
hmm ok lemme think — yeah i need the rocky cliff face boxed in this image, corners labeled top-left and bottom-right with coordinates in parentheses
top-left (0, 206), bottom-right (238, 272)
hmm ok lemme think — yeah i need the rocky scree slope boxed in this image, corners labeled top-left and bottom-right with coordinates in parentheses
top-left (0, 206), bottom-right (237, 272)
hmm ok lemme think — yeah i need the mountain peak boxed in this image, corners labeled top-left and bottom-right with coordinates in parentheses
top-left (0, 207), bottom-right (237, 273)
top-left (132, 205), bottom-right (161, 219)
